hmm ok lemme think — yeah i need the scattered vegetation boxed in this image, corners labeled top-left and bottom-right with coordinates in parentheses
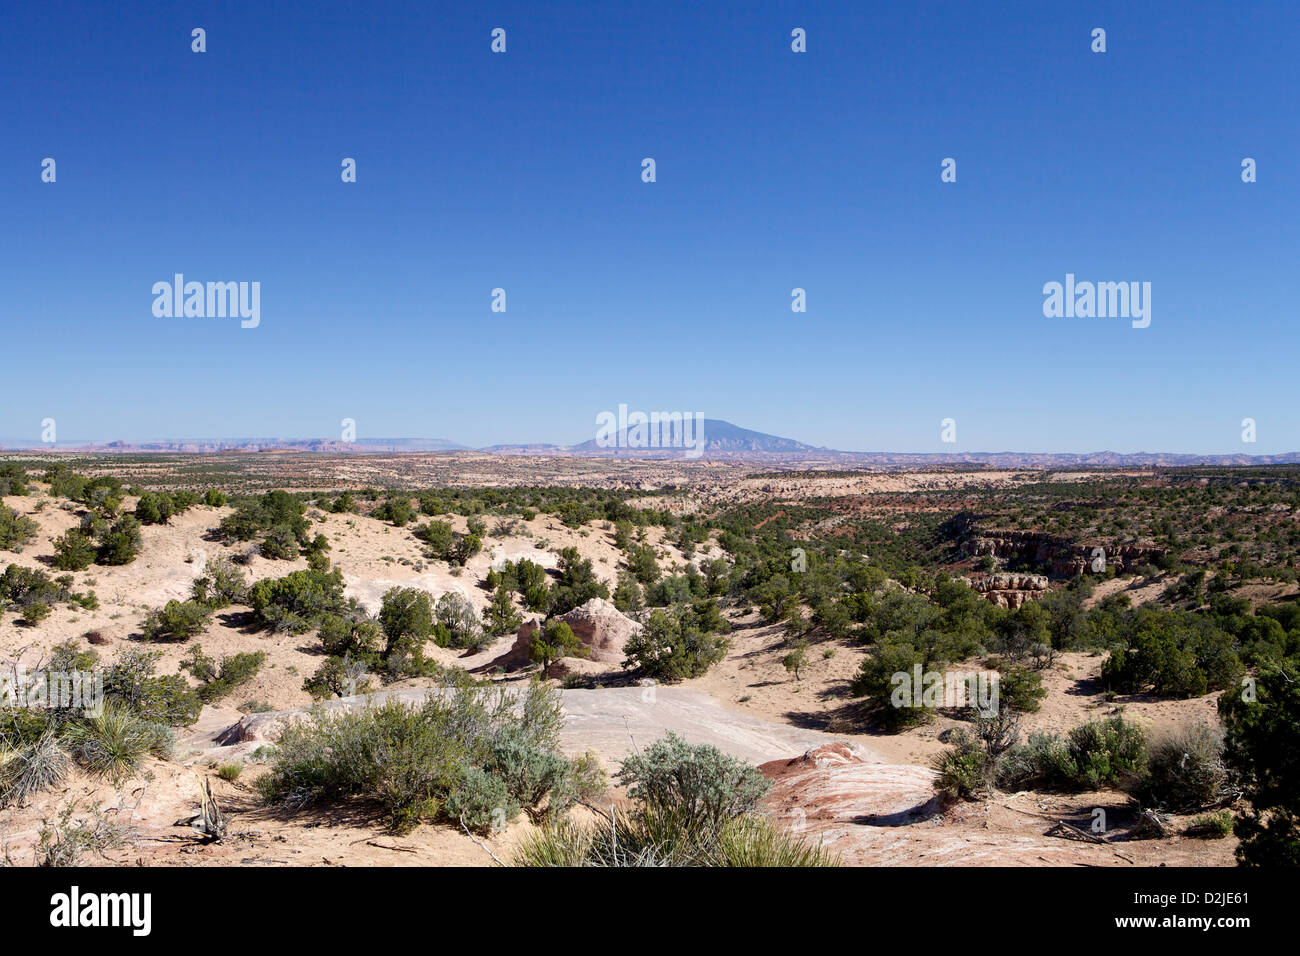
top-left (258, 683), bottom-right (599, 834)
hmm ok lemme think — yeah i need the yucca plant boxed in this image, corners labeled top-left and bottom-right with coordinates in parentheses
top-left (63, 705), bottom-right (172, 782)
top-left (0, 728), bottom-right (71, 808)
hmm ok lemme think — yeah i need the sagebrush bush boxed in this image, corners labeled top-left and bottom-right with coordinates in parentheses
top-left (515, 735), bottom-right (831, 869)
top-left (259, 683), bottom-right (580, 834)
top-left (615, 732), bottom-right (770, 833)
top-left (515, 808), bottom-right (837, 867)
top-left (443, 766), bottom-right (520, 832)
top-left (1133, 724), bottom-right (1230, 812)
top-left (1068, 715), bottom-right (1147, 789)
top-left (998, 717), bottom-right (1146, 792)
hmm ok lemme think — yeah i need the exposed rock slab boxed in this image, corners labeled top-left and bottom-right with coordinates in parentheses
top-left (203, 685), bottom-right (876, 768)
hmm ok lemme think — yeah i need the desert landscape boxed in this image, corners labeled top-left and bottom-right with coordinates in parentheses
top-left (3, 450), bottom-right (1289, 869)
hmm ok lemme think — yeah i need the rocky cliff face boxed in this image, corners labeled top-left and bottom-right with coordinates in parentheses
top-left (959, 572), bottom-right (1049, 609)
top-left (957, 522), bottom-right (1166, 578)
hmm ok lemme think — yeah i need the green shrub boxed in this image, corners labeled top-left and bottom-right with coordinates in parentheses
top-left (373, 497), bottom-right (415, 527)
top-left (433, 592), bottom-right (484, 649)
top-left (317, 614), bottom-right (384, 659)
top-left (414, 520), bottom-right (454, 559)
top-left (1101, 613), bottom-right (1243, 698)
top-left (933, 729), bottom-right (989, 799)
top-left (995, 664), bottom-right (1047, 714)
top-left (22, 601), bottom-right (51, 625)
top-left (1068, 715), bottom-right (1148, 789)
top-left (627, 544), bottom-right (661, 585)
top-left (616, 732), bottom-right (771, 833)
top-left (0, 463), bottom-right (30, 496)
top-left (303, 652), bottom-right (375, 700)
top-left (530, 619), bottom-right (586, 675)
top-left (1, 564), bottom-right (69, 614)
top-left (63, 705), bottom-right (173, 782)
top-left (514, 808), bottom-right (835, 867)
top-left (141, 599), bottom-right (212, 641)
top-left (443, 766), bottom-right (520, 832)
top-left (378, 587), bottom-right (437, 676)
top-left (181, 645), bottom-right (266, 703)
top-left (52, 530), bottom-right (97, 571)
top-left (997, 730), bottom-right (1076, 791)
top-left (260, 524), bottom-right (300, 560)
top-left (849, 642), bottom-right (931, 729)
top-left (622, 607), bottom-right (728, 682)
top-left (549, 547), bottom-right (609, 615)
top-left (1133, 724), bottom-right (1230, 811)
top-left (249, 567), bottom-right (349, 633)
top-left (455, 533), bottom-right (482, 566)
top-left (0, 506), bottom-right (38, 551)
top-left (999, 716), bottom-right (1146, 792)
top-left (1219, 660), bottom-right (1300, 865)
top-left (134, 491), bottom-right (175, 525)
top-left (515, 737), bottom-right (823, 868)
top-left (612, 572), bottom-right (643, 613)
top-left (484, 584), bottom-right (523, 638)
top-left (191, 556), bottom-right (249, 608)
top-left (219, 490), bottom-right (310, 544)
top-left (258, 683), bottom-right (577, 835)
top-left (96, 515), bottom-right (143, 565)
top-left (1186, 811), bottom-right (1234, 838)
top-left (101, 649), bottom-right (202, 726)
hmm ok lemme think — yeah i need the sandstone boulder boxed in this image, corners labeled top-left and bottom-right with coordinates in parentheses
top-left (484, 597), bottom-right (641, 671)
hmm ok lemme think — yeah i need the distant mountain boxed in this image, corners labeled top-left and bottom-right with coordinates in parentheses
top-left (569, 419), bottom-right (819, 456)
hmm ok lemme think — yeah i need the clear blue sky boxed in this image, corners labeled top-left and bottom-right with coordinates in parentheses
top-left (2, 0), bottom-right (1296, 453)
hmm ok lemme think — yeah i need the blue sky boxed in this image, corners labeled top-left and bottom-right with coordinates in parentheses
top-left (2, 0), bottom-right (1296, 453)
